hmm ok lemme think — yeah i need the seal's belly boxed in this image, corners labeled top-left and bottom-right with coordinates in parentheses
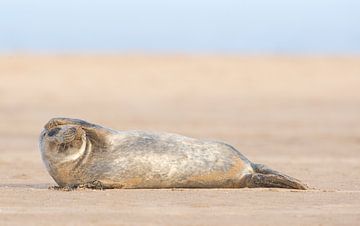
top-left (88, 131), bottom-right (253, 188)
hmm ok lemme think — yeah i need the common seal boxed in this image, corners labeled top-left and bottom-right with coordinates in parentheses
top-left (39, 118), bottom-right (308, 190)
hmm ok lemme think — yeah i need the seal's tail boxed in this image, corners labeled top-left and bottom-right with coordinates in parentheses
top-left (245, 163), bottom-right (309, 190)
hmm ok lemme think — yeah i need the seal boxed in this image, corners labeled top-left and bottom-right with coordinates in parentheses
top-left (39, 117), bottom-right (309, 190)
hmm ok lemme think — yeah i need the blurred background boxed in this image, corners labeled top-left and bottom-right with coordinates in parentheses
top-left (0, 0), bottom-right (359, 54)
top-left (0, 0), bottom-right (359, 191)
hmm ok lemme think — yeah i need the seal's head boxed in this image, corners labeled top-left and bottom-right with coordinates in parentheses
top-left (40, 124), bottom-right (87, 168)
top-left (39, 118), bottom-right (114, 187)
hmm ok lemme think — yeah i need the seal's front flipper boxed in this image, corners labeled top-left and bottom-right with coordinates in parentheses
top-left (44, 118), bottom-right (113, 147)
top-left (45, 125), bottom-right (83, 145)
top-left (45, 118), bottom-right (102, 131)
top-left (244, 173), bottom-right (308, 190)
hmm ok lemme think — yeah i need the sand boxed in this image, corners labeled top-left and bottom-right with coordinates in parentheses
top-left (0, 55), bottom-right (359, 225)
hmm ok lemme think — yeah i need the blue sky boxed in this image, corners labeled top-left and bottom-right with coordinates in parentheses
top-left (0, 0), bottom-right (359, 54)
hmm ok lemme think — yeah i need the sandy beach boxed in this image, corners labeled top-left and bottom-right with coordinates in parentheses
top-left (0, 55), bottom-right (359, 225)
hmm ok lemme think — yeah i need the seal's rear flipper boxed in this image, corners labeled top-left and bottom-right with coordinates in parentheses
top-left (245, 163), bottom-right (309, 190)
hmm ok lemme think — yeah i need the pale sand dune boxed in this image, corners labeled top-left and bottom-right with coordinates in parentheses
top-left (0, 56), bottom-right (359, 225)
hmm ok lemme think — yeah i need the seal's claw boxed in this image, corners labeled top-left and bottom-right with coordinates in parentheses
top-left (44, 118), bottom-right (60, 131)
top-left (62, 126), bottom-right (78, 143)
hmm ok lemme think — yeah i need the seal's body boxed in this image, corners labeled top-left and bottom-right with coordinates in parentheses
top-left (40, 118), bottom-right (308, 190)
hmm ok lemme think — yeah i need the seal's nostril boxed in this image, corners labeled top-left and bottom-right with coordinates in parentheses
top-left (48, 127), bottom-right (61, 137)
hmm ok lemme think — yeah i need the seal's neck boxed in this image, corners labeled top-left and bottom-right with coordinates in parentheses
top-left (46, 139), bottom-right (93, 186)
top-left (58, 139), bottom-right (88, 164)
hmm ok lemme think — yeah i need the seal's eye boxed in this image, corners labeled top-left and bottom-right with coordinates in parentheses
top-left (48, 127), bottom-right (61, 137)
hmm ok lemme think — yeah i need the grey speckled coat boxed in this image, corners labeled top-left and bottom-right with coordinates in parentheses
top-left (39, 118), bottom-right (308, 190)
